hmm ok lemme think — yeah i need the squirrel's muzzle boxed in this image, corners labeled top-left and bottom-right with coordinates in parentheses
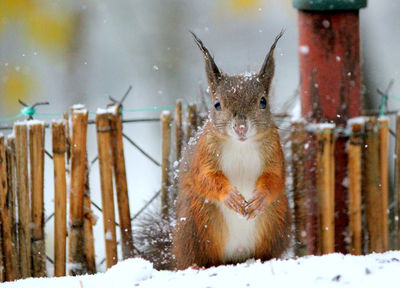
top-left (233, 122), bottom-right (248, 138)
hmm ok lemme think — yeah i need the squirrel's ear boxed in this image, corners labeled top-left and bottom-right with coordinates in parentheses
top-left (191, 31), bottom-right (221, 93)
top-left (258, 30), bottom-right (284, 93)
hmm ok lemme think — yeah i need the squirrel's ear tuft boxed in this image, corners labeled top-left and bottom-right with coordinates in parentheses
top-left (190, 31), bottom-right (221, 93)
top-left (258, 30), bottom-right (284, 93)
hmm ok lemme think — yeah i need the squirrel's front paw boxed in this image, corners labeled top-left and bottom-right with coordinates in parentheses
top-left (246, 189), bottom-right (268, 220)
top-left (223, 187), bottom-right (248, 216)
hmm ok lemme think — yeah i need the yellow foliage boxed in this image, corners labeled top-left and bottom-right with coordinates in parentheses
top-left (1, 68), bottom-right (35, 110)
top-left (0, 0), bottom-right (35, 19)
top-left (27, 7), bottom-right (74, 52)
top-left (0, 0), bottom-right (74, 51)
top-left (0, 1), bottom-right (75, 113)
top-left (230, 0), bottom-right (262, 12)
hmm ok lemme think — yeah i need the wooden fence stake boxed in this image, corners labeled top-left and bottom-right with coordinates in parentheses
top-left (186, 104), bottom-right (197, 142)
top-left (304, 129), bottom-right (319, 255)
top-left (29, 121), bottom-right (46, 277)
top-left (396, 114), bottom-right (400, 250)
top-left (109, 105), bottom-right (134, 260)
top-left (316, 125), bottom-right (335, 254)
top-left (0, 135), bottom-right (14, 281)
top-left (174, 100), bottom-right (183, 162)
top-left (83, 156), bottom-right (96, 274)
top-left (364, 117), bottom-right (384, 253)
top-left (96, 111), bottom-right (118, 269)
top-left (68, 106), bottom-right (89, 275)
top-left (161, 111), bottom-right (171, 218)
top-left (348, 122), bottom-right (363, 255)
top-left (6, 136), bottom-right (19, 279)
top-left (63, 112), bottom-right (71, 165)
top-left (52, 120), bottom-right (67, 277)
top-left (0, 209), bottom-right (3, 282)
top-left (291, 122), bottom-right (307, 256)
top-left (14, 122), bottom-right (31, 279)
top-left (378, 117), bottom-right (389, 252)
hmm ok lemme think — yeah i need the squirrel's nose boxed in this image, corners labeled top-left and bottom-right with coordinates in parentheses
top-left (233, 123), bottom-right (248, 136)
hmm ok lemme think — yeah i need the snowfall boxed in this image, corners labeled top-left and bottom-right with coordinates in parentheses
top-left (2, 251), bottom-right (400, 288)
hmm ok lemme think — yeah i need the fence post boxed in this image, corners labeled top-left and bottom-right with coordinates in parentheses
top-left (68, 106), bottom-right (89, 275)
top-left (52, 120), bottom-right (67, 277)
top-left (109, 104), bottom-right (134, 260)
top-left (29, 121), bottom-right (46, 277)
top-left (63, 112), bottom-right (71, 165)
top-left (396, 114), bottom-right (400, 250)
top-left (161, 111), bottom-right (171, 218)
top-left (304, 128), bottom-right (319, 255)
top-left (316, 125), bottom-right (335, 254)
top-left (14, 122), bottom-right (31, 279)
top-left (83, 156), bottom-right (96, 274)
top-left (0, 135), bottom-right (14, 281)
top-left (96, 111), bottom-right (118, 269)
top-left (174, 100), bottom-right (183, 162)
top-left (378, 117), bottom-right (389, 252)
top-left (0, 207), bottom-right (3, 282)
top-left (186, 104), bottom-right (197, 142)
top-left (348, 121), bottom-right (363, 255)
top-left (291, 122), bottom-right (307, 256)
top-left (6, 136), bottom-right (19, 279)
top-left (364, 117), bottom-right (384, 253)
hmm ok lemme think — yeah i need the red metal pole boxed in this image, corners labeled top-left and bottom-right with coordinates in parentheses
top-left (293, 0), bottom-right (367, 255)
top-left (298, 11), bottom-right (363, 123)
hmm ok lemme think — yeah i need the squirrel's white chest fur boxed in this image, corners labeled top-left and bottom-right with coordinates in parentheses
top-left (218, 139), bottom-right (263, 262)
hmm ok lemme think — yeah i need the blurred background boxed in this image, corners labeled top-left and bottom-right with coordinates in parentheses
top-left (0, 0), bottom-right (399, 273)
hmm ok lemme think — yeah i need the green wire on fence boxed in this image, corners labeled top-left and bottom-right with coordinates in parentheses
top-left (379, 94), bottom-right (388, 118)
top-left (0, 113), bottom-right (25, 122)
top-left (0, 103), bottom-right (201, 122)
top-left (0, 106), bottom-right (38, 121)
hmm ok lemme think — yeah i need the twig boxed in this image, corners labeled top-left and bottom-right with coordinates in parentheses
top-left (131, 190), bottom-right (161, 221)
top-left (122, 133), bottom-right (160, 166)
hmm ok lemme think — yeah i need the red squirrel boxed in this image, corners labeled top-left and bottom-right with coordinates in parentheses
top-left (172, 31), bottom-right (292, 270)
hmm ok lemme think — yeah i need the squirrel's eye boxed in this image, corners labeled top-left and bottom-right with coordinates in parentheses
top-left (259, 97), bottom-right (267, 109)
top-left (214, 99), bottom-right (222, 111)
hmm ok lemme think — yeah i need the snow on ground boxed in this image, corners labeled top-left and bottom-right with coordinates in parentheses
top-left (2, 251), bottom-right (400, 288)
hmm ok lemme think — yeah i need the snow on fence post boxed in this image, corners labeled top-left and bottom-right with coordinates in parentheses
top-left (378, 117), bottom-right (389, 252)
top-left (6, 136), bottom-right (19, 279)
top-left (364, 117), bottom-right (385, 253)
top-left (0, 135), bottom-right (14, 281)
top-left (52, 120), bottom-right (67, 277)
top-left (316, 125), bottom-right (335, 254)
top-left (174, 99), bottom-right (183, 162)
top-left (291, 121), bottom-right (307, 256)
top-left (348, 121), bottom-right (363, 255)
top-left (109, 104), bottom-right (134, 260)
top-left (161, 111), bottom-right (171, 219)
top-left (186, 104), bottom-right (197, 142)
top-left (68, 106), bottom-right (89, 275)
top-left (29, 121), bottom-right (46, 277)
top-left (14, 122), bottom-right (31, 279)
top-left (96, 110), bottom-right (118, 269)
top-left (396, 113), bottom-right (400, 250)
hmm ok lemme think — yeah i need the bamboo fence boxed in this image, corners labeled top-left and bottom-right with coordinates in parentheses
top-left (0, 103), bottom-right (399, 283)
top-left (292, 116), bottom-right (397, 256)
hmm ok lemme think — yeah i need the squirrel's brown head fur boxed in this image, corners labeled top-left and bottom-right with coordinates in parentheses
top-left (191, 31), bottom-right (284, 143)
